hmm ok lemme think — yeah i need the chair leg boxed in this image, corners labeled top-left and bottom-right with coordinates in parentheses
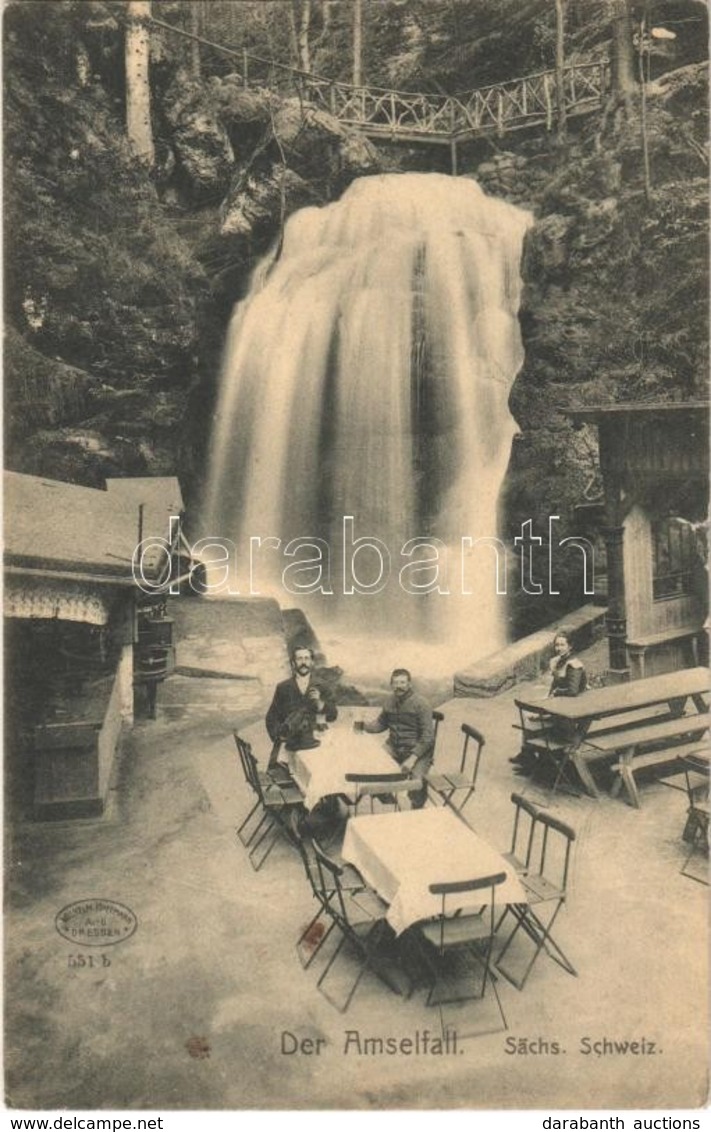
top-left (236, 798), bottom-right (263, 846)
top-left (422, 941), bottom-right (507, 1040)
top-left (315, 933), bottom-right (370, 1014)
top-left (297, 910), bottom-right (336, 969)
top-left (314, 921), bottom-right (408, 1012)
top-left (496, 902), bottom-right (576, 990)
top-left (680, 816), bottom-right (710, 884)
top-left (248, 816), bottom-right (283, 871)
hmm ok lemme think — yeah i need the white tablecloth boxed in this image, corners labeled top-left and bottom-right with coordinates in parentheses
top-left (341, 808), bottom-right (527, 935)
top-left (288, 726), bottom-right (399, 811)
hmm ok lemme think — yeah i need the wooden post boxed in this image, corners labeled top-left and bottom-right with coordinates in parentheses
top-left (603, 525), bottom-right (629, 680)
top-left (497, 89), bottom-right (503, 137)
top-left (390, 90), bottom-right (396, 132)
top-left (600, 421), bottom-right (630, 682)
top-left (450, 137), bottom-right (458, 176)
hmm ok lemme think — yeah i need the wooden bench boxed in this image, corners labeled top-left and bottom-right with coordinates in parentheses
top-left (626, 626), bottom-right (702, 680)
top-left (583, 714), bottom-right (710, 809)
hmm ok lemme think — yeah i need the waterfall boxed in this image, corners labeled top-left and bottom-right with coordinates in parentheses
top-left (202, 172), bottom-right (532, 669)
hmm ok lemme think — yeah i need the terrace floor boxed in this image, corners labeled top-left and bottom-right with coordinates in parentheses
top-left (4, 632), bottom-right (709, 1111)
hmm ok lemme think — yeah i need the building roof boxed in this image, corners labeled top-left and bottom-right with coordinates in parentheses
top-left (4, 472), bottom-right (182, 585)
top-left (105, 477), bottom-right (184, 538)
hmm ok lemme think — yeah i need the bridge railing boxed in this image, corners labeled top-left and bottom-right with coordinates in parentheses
top-left (148, 15), bottom-right (609, 143)
top-left (451, 60), bottom-right (609, 137)
top-left (243, 57), bottom-right (610, 140)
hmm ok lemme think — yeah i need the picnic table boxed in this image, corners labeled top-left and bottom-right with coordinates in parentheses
top-left (514, 667), bottom-right (710, 804)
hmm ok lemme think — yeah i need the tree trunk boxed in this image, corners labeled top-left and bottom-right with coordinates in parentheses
top-left (610, 0), bottom-right (635, 96)
top-left (125, 0), bottom-right (155, 165)
top-left (353, 0), bottom-right (363, 87)
top-left (554, 0), bottom-right (567, 144)
top-left (188, 1), bottom-right (201, 82)
top-left (291, 0), bottom-right (312, 72)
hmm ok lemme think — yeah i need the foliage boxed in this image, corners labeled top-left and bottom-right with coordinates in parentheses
top-left (5, 1), bottom-right (206, 386)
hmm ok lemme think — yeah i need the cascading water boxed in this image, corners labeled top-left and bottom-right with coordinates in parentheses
top-left (202, 172), bottom-right (532, 670)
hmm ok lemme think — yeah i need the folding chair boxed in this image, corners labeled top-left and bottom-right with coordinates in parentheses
top-left (679, 751), bottom-right (709, 884)
top-left (513, 705), bottom-right (580, 795)
top-left (309, 842), bottom-right (409, 1012)
top-left (415, 873), bottom-right (508, 1038)
top-left (495, 810), bottom-right (577, 990)
top-left (295, 835), bottom-right (369, 970)
top-left (344, 772), bottom-right (421, 814)
top-left (426, 723), bottom-right (485, 817)
top-left (233, 733), bottom-right (304, 871)
top-left (503, 792), bottom-right (543, 876)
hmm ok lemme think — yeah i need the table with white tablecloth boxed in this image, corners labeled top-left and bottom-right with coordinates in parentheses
top-left (288, 726), bottom-right (400, 811)
top-left (340, 807), bottom-right (527, 935)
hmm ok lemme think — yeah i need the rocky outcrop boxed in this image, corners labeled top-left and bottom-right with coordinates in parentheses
top-left (497, 62), bottom-right (709, 635)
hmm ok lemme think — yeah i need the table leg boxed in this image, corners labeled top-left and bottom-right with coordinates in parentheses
top-left (560, 722), bottom-right (600, 799)
top-left (615, 748), bottom-right (641, 809)
top-left (568, 748), bottom-right (602, 799)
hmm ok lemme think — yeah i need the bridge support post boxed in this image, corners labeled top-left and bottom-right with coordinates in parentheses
top-left (450, 138), bottom-right (458, 176)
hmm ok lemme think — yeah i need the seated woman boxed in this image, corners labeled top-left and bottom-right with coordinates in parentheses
top-left (511, 631), bottom-right (587, 773)
top-left (548, 631), bottom-right (587, 698)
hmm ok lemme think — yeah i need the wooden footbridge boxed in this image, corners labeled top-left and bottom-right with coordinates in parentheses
top-left (151, 14), bottom-right (609, 168)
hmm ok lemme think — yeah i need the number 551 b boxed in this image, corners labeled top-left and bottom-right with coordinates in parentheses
top-left (67, 954), bottom-right (111, 968)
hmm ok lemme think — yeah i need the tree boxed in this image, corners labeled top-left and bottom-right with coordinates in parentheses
top-left (187, 2), bottom-right (201, 82)
top-left (290, 0), bottom-right (312, 72)
top-left (609, 0), bottom-right (635, 97)
top-left (554, 0), bottom-right (567, 143)
top-left (125, 0), bottom-right (155, 165)
top-left (353, 0), bottom-right (363, 86)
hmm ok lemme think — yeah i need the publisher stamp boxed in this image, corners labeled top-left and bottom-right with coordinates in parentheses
top-left (55, 899), bottom-right (138, 947)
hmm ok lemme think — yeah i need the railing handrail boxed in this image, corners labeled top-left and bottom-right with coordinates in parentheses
top-left (148, 14), bottom-right (608, 139)
top-left (242, 55), bottom-right (607, 104)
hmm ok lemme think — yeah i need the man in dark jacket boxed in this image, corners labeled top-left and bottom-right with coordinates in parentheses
top-left (362, 669), bottom-right (434, 809)
top-left (266, 645), bottom-right (337, 755)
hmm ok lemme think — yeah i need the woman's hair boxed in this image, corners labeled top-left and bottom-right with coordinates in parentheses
top-left (553, 631), bottom-right (573, 648)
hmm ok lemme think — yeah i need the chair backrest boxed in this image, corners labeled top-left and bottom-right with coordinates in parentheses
top-left (509, 791), bottom-right (542, 869)
top-left (296, 832), bottom-right (323, 898)
top-left (429, 872), bottom-right (506, 897)
top-left (428, 872), bottom-right (506, 954)
top-left (531, 810), bottom-right (576, 890)
top-left (679, 752), bottom-right (709, 807)
top-left (459, 723), bottom-right (486, 783)
top-left (233, 732), bottom-right (256, 790)
top-left (432, 710), bottom-right (445, 755)
top-left (235, 737), bottom-right (267, 803)
top-left (344, 772), bottom-right (415, 812)
top-left (312, 841), bottom-right (349, 924)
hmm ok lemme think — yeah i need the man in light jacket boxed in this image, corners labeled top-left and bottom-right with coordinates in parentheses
top-left (362, 668), bottom-right (434, 809)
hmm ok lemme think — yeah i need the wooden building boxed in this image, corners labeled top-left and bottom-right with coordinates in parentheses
top-left (4, 472), bottom-right (184, 819)
top-left (568, 403), bottom-right (709, 682)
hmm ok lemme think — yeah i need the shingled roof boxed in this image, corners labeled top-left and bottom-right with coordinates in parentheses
top-left (4, 472), bottom-right (183, 585)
